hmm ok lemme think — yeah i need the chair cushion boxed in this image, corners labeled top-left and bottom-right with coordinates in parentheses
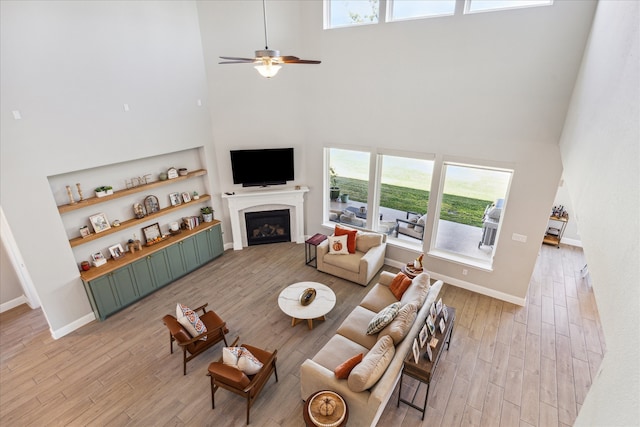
top-left (335, 225), bottom-right (358, 254)
top-left (378, 303), bottom-right (417, 345)
top-left (176, 303), bottom-right (207, 338)
top-left (355, 232), bottom-right (383, 253)
top-left (313, 334), bottom-right (370, 371)
top-left (328, 235), bottom-right (349, 255)
top-left (389, 272), bottom-right (412, 300)
top-left (359, 283), bottom-right (398, 313)
top-left (366, 302), bottom-right (401, 335)
top-left (208, 362), bottom-right (251, 389)
top-left (334, 353), bottom-right (363, 379)
top-left (347, 335), bottom-right (395, 392)
top-left (200, 311), bottom-right (227, 337)
top-left (337, 306), bottom-right (379, 350)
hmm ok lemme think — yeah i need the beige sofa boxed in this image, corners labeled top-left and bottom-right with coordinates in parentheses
top-left (300, 271), bottom-right (444, 427)
top-left (317, 228), bottom-right (387, 286)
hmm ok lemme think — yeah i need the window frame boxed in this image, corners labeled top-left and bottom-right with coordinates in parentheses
top-left (464, 0), bottom-right (553, 15)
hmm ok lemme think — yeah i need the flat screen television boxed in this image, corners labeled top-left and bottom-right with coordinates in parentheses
top-left (230, 148), bottom-right (294, 187)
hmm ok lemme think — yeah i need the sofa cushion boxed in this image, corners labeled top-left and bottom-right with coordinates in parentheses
top-left (323, 251), bottom-right (362, 273)
top-left (359, 283), bottom-right (398, 313)
top-left (313, 334), bottom-right (370, 371)
top-left (366, 302), bottom-right (401, 335)
top-left (335, 225), bottom-right (358, 254)
top-left (378, 303), bottom-right (417, 345)
top-left (389, 272), bottom-right (413, 300)
top-left (334, 353), bottom-right (363, 379)
top-left (337, 306), bottom-right (379, 349)
top-left (400, 272), bottom-right (431, 308)
top-left (347, 335), bottom-right (395, 392)
top-left (328, 234), bottom-right (349, 255)
top-left (355, 232), bottom-right (383, 253)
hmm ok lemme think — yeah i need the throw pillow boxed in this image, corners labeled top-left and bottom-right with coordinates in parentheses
top-left (176, 303), bottom-right (208, 338)
top-left (222, 346), bottom-right (264, 375)
top-left (335, 225), bottom-right (358, 254)
top-left (366, 302), bottom-right (401, 335)
top-left (378, 303), bottom-right (418, 345)
top-left (347, 335), bottom-right (395, 392)
top-left (334, 353), bottom-right (363, 379)
top-left (328, 234), bottom-right (349, 255)
top-left (400, 272), bottom-right (431, 308)
top-left (389, 272), bottom-right (413, 300)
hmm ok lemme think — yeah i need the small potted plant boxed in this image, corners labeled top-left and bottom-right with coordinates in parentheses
top-left (201, 206), bottom-right (213, 222)
top-left (192, 191), bottom-right (200, 200)
top-left (104, 186), bottom-right (113, 196)
top-left (329, 167), bottom-right (340, 201)
top-left (94, 186), bottom-right (113, 197)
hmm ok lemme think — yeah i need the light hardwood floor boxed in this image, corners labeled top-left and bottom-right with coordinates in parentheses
top-left (0, 243), bottom-right (603, 426)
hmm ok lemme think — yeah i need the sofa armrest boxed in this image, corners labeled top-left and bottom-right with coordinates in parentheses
top-left (379, 271), bottom-right (396, 287)
top-left (359, 241), bottom-right (386, 277)
top-left (316, 239), bottom-right (329, 269)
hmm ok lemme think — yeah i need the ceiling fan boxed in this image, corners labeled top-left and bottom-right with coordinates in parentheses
top-left (219, 0), bottom-right (321, 78)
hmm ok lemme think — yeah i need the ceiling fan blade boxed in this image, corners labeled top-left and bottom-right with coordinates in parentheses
top-left (219, 56), bottom-right (255, 62)
top-left (282, 59), bottom-right (322, 64)
top-left (280, 55), bottom-right (300, 61)
top-left (219, 61), bottom-right (256, 64)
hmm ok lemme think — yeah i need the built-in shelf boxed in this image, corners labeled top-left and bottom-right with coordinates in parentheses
top-left (58, 169), bottom-right (207, 214)
top-left (69, 194), bottom-right (211, 247)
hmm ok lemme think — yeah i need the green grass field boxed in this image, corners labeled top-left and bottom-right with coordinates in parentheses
top-left (336, 177), bottom-right (491, 228)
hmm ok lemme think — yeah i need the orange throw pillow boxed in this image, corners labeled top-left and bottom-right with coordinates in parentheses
top-left (335, 225), bottom-right (358, 254)
top-left (390, 272), bottom-right (413, 300)
top-left (334, 353), bottom-right (363, 379)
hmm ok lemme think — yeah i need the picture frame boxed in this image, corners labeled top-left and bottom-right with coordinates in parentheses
top-left (181, 191), bottom-right (191, 203)
top-left (439, 318), bottom-right (446, 334)
top-left (167, 167), bottom-right (178, 179)
top-left (419, 324), bottom-right (428, 347)
top-left (142, 222), bottom-right (162, 244)
top-left (108, 243), bottom-right (125, 259)
top-left (144, 195), bottom-right (160, 214)
top-left (430, 303), bottom-right (437, 319)
top-left (79, 226), bottom-right (91, 238)
top-left (443, 305), bottom-right (449, 323)
top-left (426, 314), bottom-right (436, 336)
top-left (91, 251), bottom-right (105, 262)
top-left (89, 213), bottom-right (111, 234)
top-left (169, 192), bottom-right (181, 206)
top-left (425, 340), bottom-right (433, 362)
top-left (412, 338), bottom-right (420, 364)
top-left (436, 298), bottom-right (443, 315)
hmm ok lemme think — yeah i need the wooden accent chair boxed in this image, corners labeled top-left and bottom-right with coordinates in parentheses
top-left (162, 303), bottom-right (229, 375)
top-left (207, 337), bottom-right (278, 424)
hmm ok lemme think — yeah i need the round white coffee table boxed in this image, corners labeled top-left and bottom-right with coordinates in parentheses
top-left (278, 282), bottom-right (336, 330)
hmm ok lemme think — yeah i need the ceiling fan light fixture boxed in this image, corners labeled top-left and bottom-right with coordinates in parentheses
top-left (254, 63), bottom-right (281, 78)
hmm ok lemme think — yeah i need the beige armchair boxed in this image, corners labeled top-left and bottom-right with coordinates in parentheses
top-left (317, 227), bottom-right (387, 286)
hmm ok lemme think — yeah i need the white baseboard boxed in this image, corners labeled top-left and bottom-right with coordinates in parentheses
top-left (384, 258), bottom-right (526, 306)
top-left (560, 237), bottom-right (582, 247)
top-left (0, 295), bottom-right (28, 313)
top-left (50, 312), bottom-right (96, 340)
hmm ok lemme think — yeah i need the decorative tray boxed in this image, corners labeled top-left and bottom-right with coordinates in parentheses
top-left (308, 391), bottom-right (346, 427)
top-left (299, 288), bottom-right (316, 306)
top-left (404, 264), bottom-right (424, 276)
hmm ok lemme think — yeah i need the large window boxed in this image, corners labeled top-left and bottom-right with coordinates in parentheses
top-left (465, 0), bottom-right (552, 14)
top-left (327, 148), bottom-right (371, 226)
top-left (432, 162), bottom-right (512, 267)
top-left (326, 0), bottom-right (379, 29)
top-left (388, 0), bottom-right (455, 22)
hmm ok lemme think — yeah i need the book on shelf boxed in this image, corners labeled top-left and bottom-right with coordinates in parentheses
top-left (182, 216), bottom-right (201, 230)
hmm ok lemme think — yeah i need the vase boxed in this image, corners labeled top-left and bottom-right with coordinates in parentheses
top-left (339, 194), bottom-right (349, 203)
top-left (203, 213), bottom-right (213, 222)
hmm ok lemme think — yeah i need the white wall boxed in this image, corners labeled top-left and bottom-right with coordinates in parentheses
top-left (0, 237), bottom-right (24, 306)
top-left (0, 0), bottom-right (216, 335)
top-left (198, 0), bottom-right (597, 302)
top-left (559, 1), bottom-right (640, 425)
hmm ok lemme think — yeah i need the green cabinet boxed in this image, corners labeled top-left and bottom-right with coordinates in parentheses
top-left (82, 224), bottom-right (224, 321)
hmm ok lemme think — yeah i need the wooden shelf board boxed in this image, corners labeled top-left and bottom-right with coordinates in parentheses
top-left (58, 169), bottom-right (207, 214)
top-left (69, 194), bottom-right (211, 247)
top-left (79, 221), bottom-right (221, 282)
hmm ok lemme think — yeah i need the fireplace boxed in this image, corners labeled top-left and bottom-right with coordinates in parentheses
top-left (245, 209), bottom-right (291, 246)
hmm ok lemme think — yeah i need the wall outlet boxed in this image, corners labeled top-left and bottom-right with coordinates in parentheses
top-left (462, 269), bottom-right (468, 275)
top-left (512, 233), bottom-right (527, 243)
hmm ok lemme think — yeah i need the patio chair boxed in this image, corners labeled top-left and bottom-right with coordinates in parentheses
top-left (396, 211), bottom-right (426, 240)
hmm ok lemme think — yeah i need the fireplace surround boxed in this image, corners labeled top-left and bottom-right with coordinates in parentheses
top-left (222, 186), bottom-right (309, 250)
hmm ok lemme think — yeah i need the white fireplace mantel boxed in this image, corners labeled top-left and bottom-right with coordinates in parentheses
top-left (222, 186), bottom-right (309, 250)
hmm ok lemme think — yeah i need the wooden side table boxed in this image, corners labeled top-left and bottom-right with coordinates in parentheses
top-left (304, 390), bottom-right (349, 427)
top-left (398, 306), bottom-right (456, 419)
top-left (305, 233), bottom-right (327, 267)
